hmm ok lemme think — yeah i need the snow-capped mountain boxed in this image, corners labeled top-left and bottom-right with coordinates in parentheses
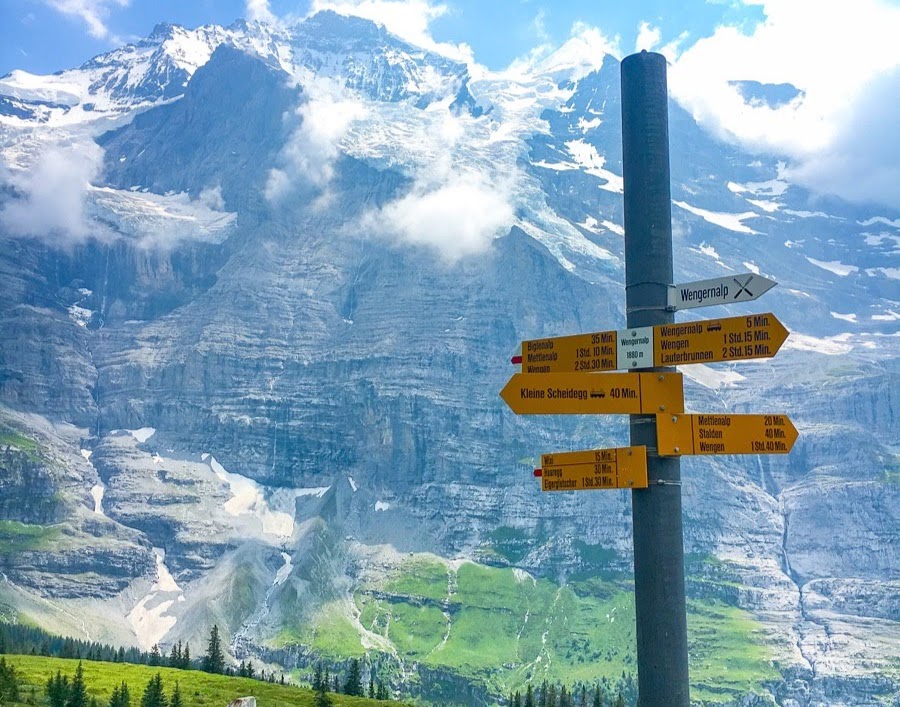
top-left (0, 11), bottom-right (898, 706)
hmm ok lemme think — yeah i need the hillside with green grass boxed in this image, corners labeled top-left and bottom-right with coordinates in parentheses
top-left (272, 557), bottom-right (778, 704)
top-left (1, 656), bottom-right (395, 707)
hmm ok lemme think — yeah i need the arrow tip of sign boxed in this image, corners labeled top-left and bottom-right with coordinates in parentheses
top-left (533, 468), bottom-right (542, 477)
top-left (511, 355), bottom-right (523, 365)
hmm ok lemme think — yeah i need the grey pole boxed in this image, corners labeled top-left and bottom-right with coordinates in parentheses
top-left (620, 51), bottom-right (690, 706)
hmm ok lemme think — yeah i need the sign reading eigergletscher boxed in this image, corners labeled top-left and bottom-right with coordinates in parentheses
top-left (539, 446), bottom-right (648, 491)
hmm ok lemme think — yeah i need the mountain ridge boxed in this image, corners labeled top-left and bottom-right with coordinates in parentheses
top-left (0, 11), bottom-right (898, 706)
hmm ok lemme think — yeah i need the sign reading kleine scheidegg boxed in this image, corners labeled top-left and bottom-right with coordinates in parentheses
top-left (670, 273), bottom-right (776, 311)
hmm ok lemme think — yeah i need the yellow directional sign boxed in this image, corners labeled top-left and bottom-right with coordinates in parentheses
top-left (539, 446), bottom-right (648, 491)
top-left (520, 328), bottom-right (619, 373)
top-left (656, 413), bottom-right (798, 456)
top-left (500, 372), bottom-right (684, 415)
top-left (516, 313), bottom-right (788, 372)
top-left (654, 313), bottom-right (788, 367)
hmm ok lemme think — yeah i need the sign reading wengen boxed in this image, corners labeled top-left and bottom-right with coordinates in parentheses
top-left (539, 446), bottom-right (648, 491)
top-left (517, 313), bottom-right (788, 373)
top-left (656, 413), bottom-right (799, 456)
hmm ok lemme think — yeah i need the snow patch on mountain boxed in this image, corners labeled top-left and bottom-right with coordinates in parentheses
top-left (88, 186), bottom-right (237, 248)
top-left (209, 456), bottom-right (296, 539)
top-left (784, 332), bottom-right (856, 355)
top-left (565, 139), bottom-right (623, 193)
top-left (675, 201), bottom-right (759, 234)
top-left (127, 428), bottom-right (156, 443)
top-left (207, 456), bottom-right (329, 541)
top-left (273, 552), bottom-right (293, 586)
top-left (866, 267), bottom-right (900, 280)
top-left (90, 484), bottom-right (106, 515)
top-left (859, 216), bottom-right (900, 229)
top-left (683, 364), bottom-right (746, 390)
top-left (806, 258), bottom-right (858, 277)
top-left (831, 312), bottom-right (858, 323)
top-left (727, 174), bottom-right (789, 197)
top-left (127, 548), bottom-right (183, 650)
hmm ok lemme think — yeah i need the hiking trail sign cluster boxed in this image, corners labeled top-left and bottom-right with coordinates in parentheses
top-left (501, 273), bottom-right (798, 490)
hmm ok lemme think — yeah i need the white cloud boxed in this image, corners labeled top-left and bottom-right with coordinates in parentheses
top-left (245, 0), bottom-right (277, 24)
top-left (42, 0), bottom-right (129, 40)
top-left (668, 0), bottom-right (900, 207)
top-left (531, 9), bottom-right (550, 44)
top-left (366, 172), bottom-right (515, 262)
top-left (0, 141), bottom-right (105, 244)
top-left (355, 105), bottom-right (515, 262)
top-left (265, 78), bottom-right (368, 201)
top-left (635, 21), bottom-right (660, 52)
top-left (509, 21), bottom-right (620, 81)
top-left (783, 66), bottom-right (900, 206)
top-left (309, 0), bottom-right (475, 64)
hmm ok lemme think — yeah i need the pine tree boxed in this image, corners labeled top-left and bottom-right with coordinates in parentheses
top-left (169, 682), bottom-right (183, 707)
top-left (313, 680), bottom-right (332, 707)
top-left (246, 661), bottom-right (254, 680)
top-left (66, 662), bottom-right (88, 707)
top-left (547, 683), bottom-right (556, 707)
top-left (47, 672), bottom-right (69, 707)
top-left (182, 644), bottom-right (190, 670)
top-left (343, 658), bottom-right (362, 696)
top-left (148, 645), bottom-right (161, 667)
top-left (368, 673), bottom-right (375, 699)
top-left (514, 690), bottom-right (522, 707)
top-left (168, 643), bottom-right (181, 669)
top-left (524, 684), bottom-right (534, 707)
top-left (201, 626), bottom-right (224, 674)
top-left (613, 693), bottom-right (625, 707)
top-left (580, 685), bottom-right (587, 707)
top-left (120, 681), bottom-right (132, 707)
top-left (140, 674), bottom-right (168, 707)
top-left (0, 656), bottom-right (20, 702)
top-left (592, 685), bottom-right (603, 707)
top-left (376, 681), bottom-right (388, 701)
top-left (312, 664), bottom-right (323, 691)
top-left (332, 675), bottom-right (339, 693)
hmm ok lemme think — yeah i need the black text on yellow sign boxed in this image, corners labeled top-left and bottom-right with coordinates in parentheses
top-left (540, 446), bottom-right (648, 492)
top-left (655, 413), bottom-right (798, 456)
top-left (499, 372), bottom-right (684, 415)
top-left (517, 313), bottom-right (789, 373)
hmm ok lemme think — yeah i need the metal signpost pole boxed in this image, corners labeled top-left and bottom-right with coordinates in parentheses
top-left (620, 51), bottom-right (691, 706)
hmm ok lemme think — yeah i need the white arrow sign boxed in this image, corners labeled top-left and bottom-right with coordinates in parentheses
top-left (669, 273), bottom-right (777, 310)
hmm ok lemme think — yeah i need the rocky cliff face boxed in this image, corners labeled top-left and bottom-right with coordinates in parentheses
top-left (0, 12), bottom-right (898, 706)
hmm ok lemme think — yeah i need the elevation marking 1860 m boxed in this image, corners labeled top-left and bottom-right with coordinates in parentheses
top-left (515, 313), bottom-right (788, 372)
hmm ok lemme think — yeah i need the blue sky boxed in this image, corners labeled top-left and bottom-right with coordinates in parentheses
top-left (1, 0), bottom-right (765, 76)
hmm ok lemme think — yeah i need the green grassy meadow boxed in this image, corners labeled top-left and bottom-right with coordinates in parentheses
top-left (2, 655), bottom-right (389, 707)
top-left (278, 555), bottom-right (776, 702)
